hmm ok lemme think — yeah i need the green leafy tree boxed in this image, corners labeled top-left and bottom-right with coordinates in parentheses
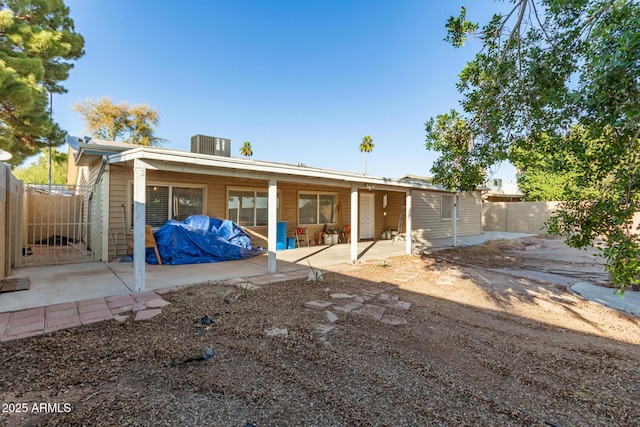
top-left (426, 1), bottom-right (640, 292)
top-left (359, 135), bottom-right (374, 174)
top-left (239, 141), bottom-right (253, 158)
top-left (0, 0), bottom-right (85, 165)
top-left (509, 127), bottom-right (595, 201)
top-left (12, 147), bottom-right (67, 184)
top-left (74, 97), bottom-right (167, 146)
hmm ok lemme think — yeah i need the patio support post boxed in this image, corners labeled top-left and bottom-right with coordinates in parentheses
top-left (267, 178), bottom-right (277, 273)
top-left (350, 184), bottom-right (358, 263)
top-left (452, 193), bottom-right (457, 247)
top-left (405, 190), bottom-right (412, 255)
top-left (133, 159), bottom-right (146, 292)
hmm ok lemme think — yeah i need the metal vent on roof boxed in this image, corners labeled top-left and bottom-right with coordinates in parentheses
top-left (190, 135), bottom-right (231, 157)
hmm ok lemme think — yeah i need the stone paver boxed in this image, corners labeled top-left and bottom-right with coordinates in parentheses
top-left (387, 301), bottom-right (411, 311)
top-left (247, 276), bottom-right (273, 286)
top-left (1, 266), bottom-right (358, 342)
top-left (0, 312), bottom-right (10, 329)
top-left (265, 327), bottom-right (288, 337)
top-left (330, 293), bottom-right (355, 299)
top-left (132, 302), bottom-right (147, 312)
top-left (351, 305), bottom-right (385, 321)
top-left (131, 291), bottom-right (161, 303)
top-left (111, 305), bottom-right (133, 315)
top-left (303, 300), bottom-right (332, 310)
top-left (326, 311), bottom-right (339, 323)
top-left (78, 302), bottom-right (110, 314)
top-left (146, 299), bottom-right (170, 308)
top-left (46, 302), bottom-right (77, 312)
top-left (105, 294), bottom-right (136, 309)
top-left (46, 314), bottom-right (80, 328)
top-left (238, 283), bottom-right (261, 291)
top-left (379, 315), bottom-right (407, 326)
top-left (316, 324), bottom-right (336, 335)
top-left (11, 307), bottom-right (44, 320)
top-left (134, 309), bottom-right (162, 322)
top-left (333, 301), bottom-right (364, 314)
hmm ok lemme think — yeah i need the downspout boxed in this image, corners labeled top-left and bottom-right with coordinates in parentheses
top-left (87, 155), bottom-right (108, 252)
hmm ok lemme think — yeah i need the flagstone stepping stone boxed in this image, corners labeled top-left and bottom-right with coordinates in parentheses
top-left (303, 300), bottom-right (332, 310)
top-left (350, 305), bottom-right (385, 321)
top-left (146, 299), bottom-right (170, 308)
top-left (387, 300), bottom-right (411, 311)
top-left (330, 293), bottom-right (355, 299)
top-left (265, 327), bottom-right (288, 337)
top-left (326, 311), bottom-right (339, 323)
top-left (379, 315), bottom-right (407, 326)
top-left (333, 302), bottom-right (364, 314)
top-left (316, 324), bottom-right (336, 335)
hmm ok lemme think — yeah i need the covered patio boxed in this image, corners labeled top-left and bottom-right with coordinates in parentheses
top-left (0, 239), bottom-right (409, 313)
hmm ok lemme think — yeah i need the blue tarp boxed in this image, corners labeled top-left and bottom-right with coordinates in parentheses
top-left (146, 215), bottom-right (262, 265)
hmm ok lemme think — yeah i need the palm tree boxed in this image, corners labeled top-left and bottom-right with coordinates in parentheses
top-left (239, 141), bottom-right (253, 159)
top-left (359, 135), bottom-right (374, 174)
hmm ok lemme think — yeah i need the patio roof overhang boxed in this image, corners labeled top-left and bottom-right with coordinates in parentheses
top-left (104, 145), bottom-right (445, 192)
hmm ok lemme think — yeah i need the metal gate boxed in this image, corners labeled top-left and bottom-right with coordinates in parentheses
top-left (22, 184), bottom-right (94, 267)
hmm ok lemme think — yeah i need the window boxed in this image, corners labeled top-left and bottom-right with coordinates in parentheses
top-left (441, 194), bottom-right (460, 220)
top-left (228, 189), bottom-right (279, 226)
top-left (299, 192), bottom-right (337, 225)
top-left (131, 184), bottom-right (205, 228)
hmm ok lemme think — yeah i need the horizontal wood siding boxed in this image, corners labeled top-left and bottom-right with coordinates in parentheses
top-left (106, 170), bottom-right (360, 258)
top-left (457, 192), bottom-right (482, 236)
top-left (107, 165), bottom-right (129, 258)
top-left (84, 160), bottom-right (104, 261)
top-left (92, 162), bottom-right (485, 259)
top-left (411, 190), bottom-right (482, 242)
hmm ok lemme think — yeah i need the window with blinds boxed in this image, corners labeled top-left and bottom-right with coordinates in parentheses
top-left (228, 189), bottom-right (279, 226)
top-left (131, 184), bottom-right (205, 228)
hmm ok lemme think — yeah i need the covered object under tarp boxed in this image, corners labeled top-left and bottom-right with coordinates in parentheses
top-left (146, 215), bottom-right (262, 265)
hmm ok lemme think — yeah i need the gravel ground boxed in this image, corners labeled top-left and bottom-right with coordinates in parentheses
top-left (1, 237), bottom-right (640, 426)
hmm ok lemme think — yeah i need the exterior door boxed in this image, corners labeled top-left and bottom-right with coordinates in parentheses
top-left (359, 193), bottom-right (375, 239)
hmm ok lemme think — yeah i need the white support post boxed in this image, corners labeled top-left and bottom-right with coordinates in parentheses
top-left (405, 190), bottom-right (412, 255)
top-left (350, 185), bottom-right (359, 264)
top-left (267, 178), bottom-right (277, 273)
top-left (452, 193), bottom-right (458, 247)
top-left (133, 159), bottom-right (146, 292)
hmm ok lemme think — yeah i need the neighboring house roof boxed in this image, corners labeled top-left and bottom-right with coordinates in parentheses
top-left (74, 139), bottom-right (449, 192)
top-left (482, 191), bottom-right (525, 202)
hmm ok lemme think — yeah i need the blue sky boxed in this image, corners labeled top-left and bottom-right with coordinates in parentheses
top-left (55, 0), bottom-right (517, 184)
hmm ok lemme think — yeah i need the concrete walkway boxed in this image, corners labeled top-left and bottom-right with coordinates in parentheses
top-left (570, 282), bottom-right (640, 317)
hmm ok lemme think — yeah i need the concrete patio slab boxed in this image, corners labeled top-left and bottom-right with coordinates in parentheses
top-left (0, 232), bottom-right (533, 314)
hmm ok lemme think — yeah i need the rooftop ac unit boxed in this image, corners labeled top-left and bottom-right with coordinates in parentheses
top-left (191, 135), bottom-right (231, 157)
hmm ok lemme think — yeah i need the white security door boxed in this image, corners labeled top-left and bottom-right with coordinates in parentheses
top-left (359, 193), bottom-right (375, 239)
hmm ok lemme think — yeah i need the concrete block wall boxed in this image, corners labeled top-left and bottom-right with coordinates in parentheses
top-left (484, 202), bottom-right (640, 236)
top-left (482, 201), bottom-right (559, 234)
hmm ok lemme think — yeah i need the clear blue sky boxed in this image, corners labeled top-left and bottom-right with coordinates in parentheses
top-left (55, 0), bottom-right (517, 184)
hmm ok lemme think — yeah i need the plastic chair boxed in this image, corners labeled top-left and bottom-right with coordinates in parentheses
top-left (295, 227), bottom-right (310, 247)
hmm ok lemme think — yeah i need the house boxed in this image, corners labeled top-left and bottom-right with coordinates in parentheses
top-left (65, 137), bottom-right (482, 291)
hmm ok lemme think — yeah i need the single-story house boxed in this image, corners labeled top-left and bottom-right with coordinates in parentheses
top-left (66, 138), bottom-right (483, 291)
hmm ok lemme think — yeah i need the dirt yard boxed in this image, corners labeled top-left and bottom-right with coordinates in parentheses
top-left (1, 236), bottom-right (640, 426)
